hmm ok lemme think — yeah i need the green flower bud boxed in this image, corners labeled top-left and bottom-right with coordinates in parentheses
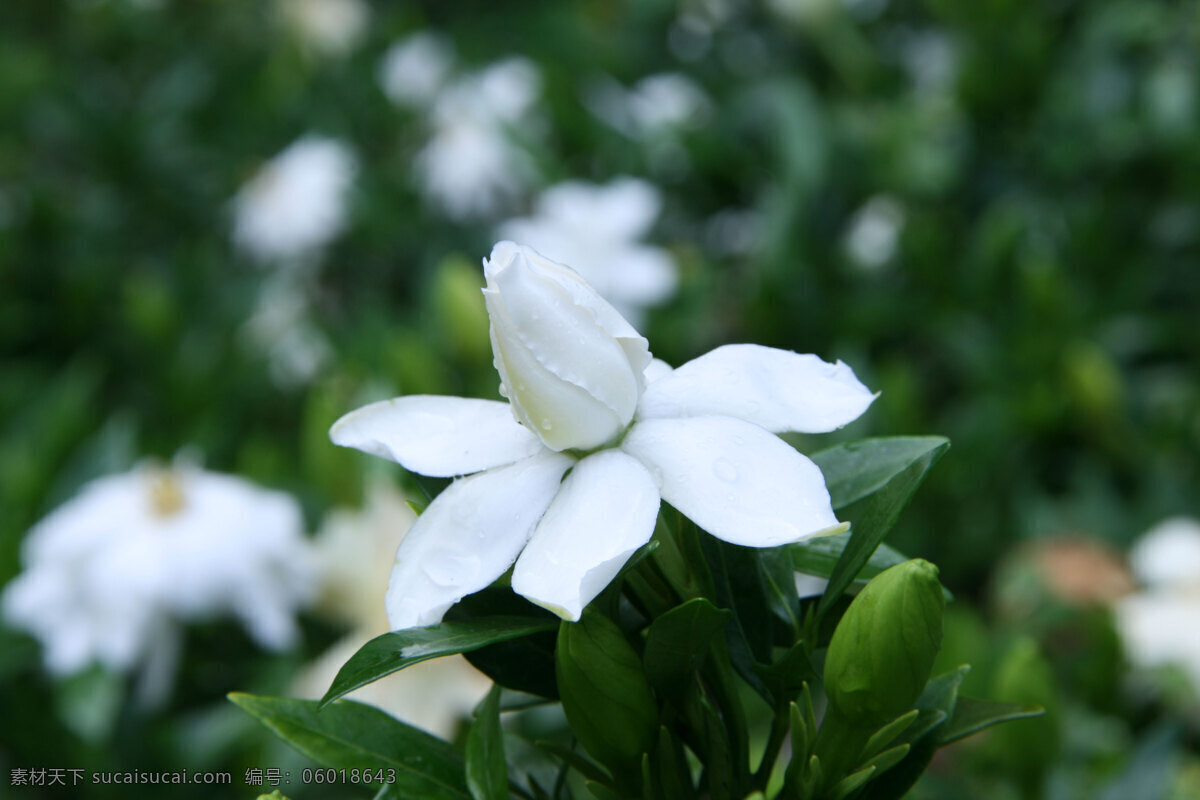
top-left (824, 559), bottom-right (945, 727)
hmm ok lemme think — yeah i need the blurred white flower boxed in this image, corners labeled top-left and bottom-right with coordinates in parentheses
top-left (294, 484), bottom-right (491, 738)
top-left (1129, 517), bottom-right (1200, 590)
top-left (332, 242), bottom-right (875, 627)
top-left (243, 271), bottom-right (332, 388)
top-left (278, 0), bottom-right (369, 56)
top-left (233, 136), bottom-right (357, 264)
top-left (843, 195), bottom-right (905, 271)
top-left (497, 177), bottom-right (677, 325)
top-left (414, 58), bottom-right (543, 221)
top-left (378, 33), bottom-right (455, 107)
top-left (1115, 517), bottom-right (1200, 693)
top-left (2, 464), bottom-right (314, 678)
top-left (585, 72), bottom-right (711, 139)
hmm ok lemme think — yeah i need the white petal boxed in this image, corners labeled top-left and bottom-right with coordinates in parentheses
top-left (644, 358), bottom-right (674, 384)
top-left (622, 416), bottom-right (841, 547)
top-left (636, 344), bottom-right (876, 433)
top-left (330, 396), bottom-right (545, 477)
top-left (511, 451), bottom-right (659, 621)
top-left (385, 452), bottom-right (573, 629)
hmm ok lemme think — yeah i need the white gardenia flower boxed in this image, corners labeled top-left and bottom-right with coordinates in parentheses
top-left (232, 136), bottom-right (357, 264)
top-left (1114, 517), bottom-right (1200, 692)
top-left (331, 242), bottom-right (876, 627)
top-left (279, 0), bottom-right (370, 56)
top-left (1, 464), bottom-right (314, 677)
top-left (414, 58), bottom-right (542, 221)
top-left (497, 177), bottom-right (677, 324)
top-left (378, 32), bottom-right (455, 107)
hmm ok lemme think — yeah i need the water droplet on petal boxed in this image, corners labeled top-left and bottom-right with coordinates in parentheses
top-left (541, 418), bottom-right (553, 431)
top-left (712, 458), bottom-right (739, 483)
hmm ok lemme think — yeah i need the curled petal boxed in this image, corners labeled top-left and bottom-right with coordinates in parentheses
top-left (622, 416), bottom-right (841, 547)
top-left (484, 242), bottom-right (651, 451)
top-left (385, 452), bottom-right (574, 629)
top-left (636, 344), bottom-right (876, 433)
top-left (330, 396), bottom-right (545, 477)
top-left (512, 451), bottom-right (660, 621)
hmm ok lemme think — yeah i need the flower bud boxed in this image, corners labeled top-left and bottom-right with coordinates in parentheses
top-left (483, 241), bottom-right (652, 451)
top-left (824, 559), bottom-right (945, 727)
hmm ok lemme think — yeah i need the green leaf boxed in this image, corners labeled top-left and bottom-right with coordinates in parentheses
top-left (857, 666), bottom-right (969, 800)
top-left (447, 589), bottom-right (561, 699)
top-left (533, 741), bottom-right (613, 786)
top-left (813, 437), bottom-right (950, 616)
top-left (228, 693), bottom-right (469, 800)
top-left (466, 686), bottom-right (507, 800)
top-left (791, 535), bottom-right (953, 600)
top-left (643, 598), bottom-right (732, 699)
top-left (759, 545), bottom-right (802, 638)
top-left (698, 536), bottom-right (775, 702)
top-left (937, 696), bottom-right (1044, 744)
top-left (829, 765), bottom-right (875, 800)
top-left (862, 710), bottom-right (919, 761)
top-left (753, 642), bottom-right (819, 703)
top-left (557, 610), bottom-right (658, 790)
top-left (812, 437), bottom-right (951, 510)
top-left (790, 534), bottom-right (906, 583)
top-left (321, 617), bottom-right (558, 707)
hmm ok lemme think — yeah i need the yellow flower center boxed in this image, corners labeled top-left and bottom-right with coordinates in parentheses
top-left (148, 469), bottom-right (187, 518)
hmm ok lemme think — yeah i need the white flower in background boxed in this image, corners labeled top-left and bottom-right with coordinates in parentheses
top-left (2, 464), bottom-right (314, 678)
top-left (414, 58), bottom-right (543, 221)
top-left (584, 72), bottom-right (711, 139)
top-left (497, 177), bottom-right (677, 325)
top-left (331, 242), bottom-right (876, 627)
top-left (843, 195), bottom-right (905, 272)
top-left (1115, 517), bottom-right (1200, 692)
top-left (243, 271), bottom-right (332, 388)
top-left (232, 136), bottom-right (357, 264)
top-left (278, 0), bottom-right (369, 56)
top-left (294, 484), bottom-right (491, 738)
top-left (378, 33), bottom-right (455, 107)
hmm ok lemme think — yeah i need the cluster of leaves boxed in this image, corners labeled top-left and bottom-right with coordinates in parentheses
top-left (234, 437), bottom-right (1039, 800)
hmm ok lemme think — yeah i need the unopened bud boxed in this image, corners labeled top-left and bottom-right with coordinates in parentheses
top-left (824, 559), bottom-right (945, 727)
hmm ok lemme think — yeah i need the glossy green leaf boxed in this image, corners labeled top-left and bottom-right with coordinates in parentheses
top-left (228, 693), bottom-right (469, 800)
top-left (698, 536), bottom-right (775, 702)
top-left (557, 610), bottom-right (658, 790)
top-left (811, 437), bottom-right (951, 510)
top-left (447, 589), bottom-right (561, 699)
top-left (813, 437), bottom-right (950, 616)
top-left (790, 533), bottom-right (906, 582)
top-left (466, 686), bottom-right (507, 800)
top-left (643, 598), bottom-right (732, 698)
top-left (321, 617), bottom-right (558, 707)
